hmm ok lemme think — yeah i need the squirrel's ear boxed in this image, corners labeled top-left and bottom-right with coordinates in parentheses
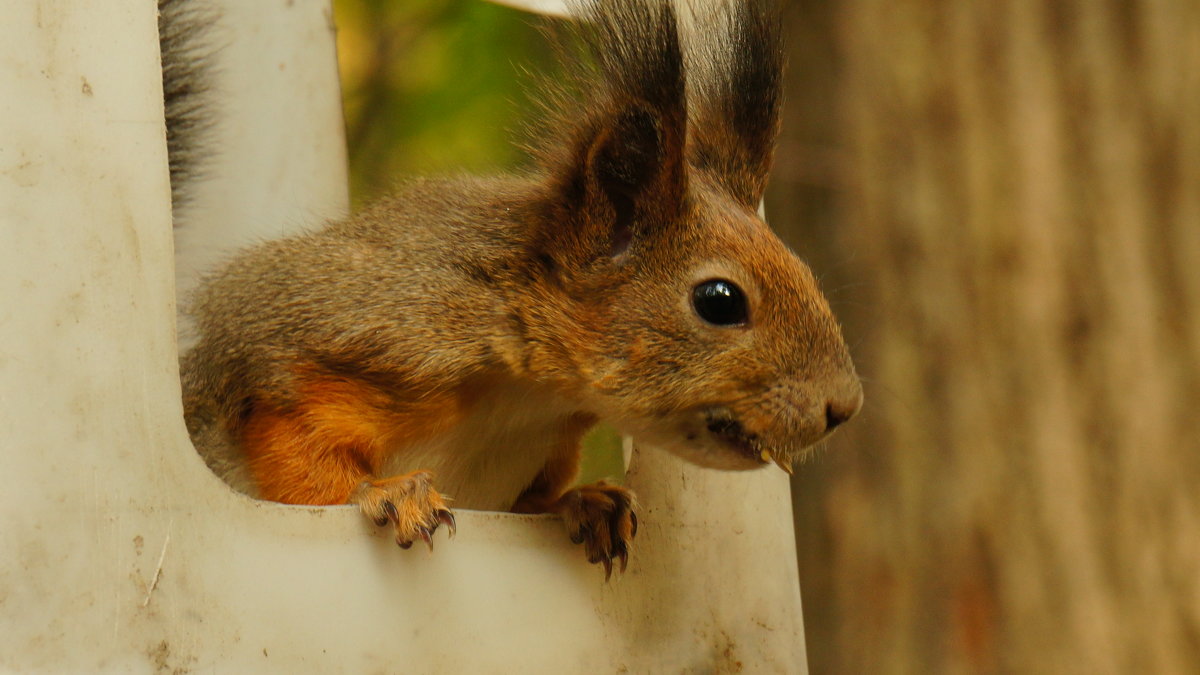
top-left (583, 100), bottom-right (685, 248)
top-left (590, 105), bottom-right (664, 207)
top-left (536, 0), bottom-right (688, 259)
top-left (687, 0), bottom-right (783, 208)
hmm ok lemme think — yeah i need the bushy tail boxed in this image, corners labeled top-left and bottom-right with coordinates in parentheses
top-left (158, 0), bottom-right (221, 217)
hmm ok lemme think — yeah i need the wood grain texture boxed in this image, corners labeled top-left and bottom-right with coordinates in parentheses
top-left (775, 1), bottom-right (1200, 671)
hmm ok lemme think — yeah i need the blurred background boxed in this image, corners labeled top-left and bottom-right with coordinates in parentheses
top-left (333, 0), bottom-right (1200, 671)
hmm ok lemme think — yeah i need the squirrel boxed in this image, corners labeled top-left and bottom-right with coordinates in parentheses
top-left (160, 0), bottom-right (863, 578)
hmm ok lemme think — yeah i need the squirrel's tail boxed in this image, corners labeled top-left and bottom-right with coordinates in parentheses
top-left (158, 0), bottom-right (220, 219)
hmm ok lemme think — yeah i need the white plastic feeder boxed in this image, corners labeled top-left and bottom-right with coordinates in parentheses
top-left (0, 0), bottom-right (808, 671)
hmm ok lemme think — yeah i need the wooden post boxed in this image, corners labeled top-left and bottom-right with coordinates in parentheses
top-left (787, 1), bottom-right (1200, 671)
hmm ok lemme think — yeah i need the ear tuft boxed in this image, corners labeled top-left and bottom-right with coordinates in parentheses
top-left (686, 0), bottom-right (784, 207)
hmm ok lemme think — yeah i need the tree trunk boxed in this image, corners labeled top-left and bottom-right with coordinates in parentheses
top-left (779, 1), bottom-right (1200, 672)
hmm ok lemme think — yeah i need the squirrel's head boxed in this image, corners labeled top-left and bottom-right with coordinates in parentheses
top-left (522, 0), bottom-right (861, 472)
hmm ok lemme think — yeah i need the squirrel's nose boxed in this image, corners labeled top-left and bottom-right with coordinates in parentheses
top-left (824, 382), bottom-right (863, 432)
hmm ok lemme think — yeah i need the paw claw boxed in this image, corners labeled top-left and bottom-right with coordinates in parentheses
top-left (556, 482), bottom-right (638, 581)
top-left (353, 472), bottom-right (454, 556)
top-left (611, 538), bottom-right (628, 571)
top-left (437, 509), bottom-right (457, 538)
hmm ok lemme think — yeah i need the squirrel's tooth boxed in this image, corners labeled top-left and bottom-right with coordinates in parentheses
top-left (773, 455), bottom-right (795, 475)
top-left (760, 449), bottom-right (772, 463)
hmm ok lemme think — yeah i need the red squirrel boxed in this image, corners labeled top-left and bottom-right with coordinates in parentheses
top-left (163, 0), bottom-right (863, 577)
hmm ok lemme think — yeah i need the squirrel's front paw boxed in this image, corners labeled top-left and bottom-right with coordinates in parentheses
top-left (558, 481), bottom-right (638, 580)
top-left (351, 471), bottom-right (456, 550)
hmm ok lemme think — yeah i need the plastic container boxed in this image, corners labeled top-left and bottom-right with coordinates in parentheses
top-left (0, 1), bottom-right (807, 670)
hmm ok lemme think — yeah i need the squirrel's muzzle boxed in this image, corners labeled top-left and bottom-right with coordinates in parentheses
top-left (823, 378), bottom-right (863, 433)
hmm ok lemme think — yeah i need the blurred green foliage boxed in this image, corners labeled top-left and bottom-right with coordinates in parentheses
top-left (333, 0), bottom-right (625, 484)
top-left (334, 0), bottom-right (553, 203)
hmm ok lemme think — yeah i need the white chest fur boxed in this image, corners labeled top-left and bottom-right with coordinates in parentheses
top-left (380, 380), bottom-right (583, 512)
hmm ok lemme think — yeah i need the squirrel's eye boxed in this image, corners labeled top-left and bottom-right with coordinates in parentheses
top-left (692, 279), bottom-right (748, 327)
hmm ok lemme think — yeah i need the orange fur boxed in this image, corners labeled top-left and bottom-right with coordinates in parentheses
top-left (241, 407), bottom-right (369, 504)
top-left (240, 370), bottom-right (468, 505)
